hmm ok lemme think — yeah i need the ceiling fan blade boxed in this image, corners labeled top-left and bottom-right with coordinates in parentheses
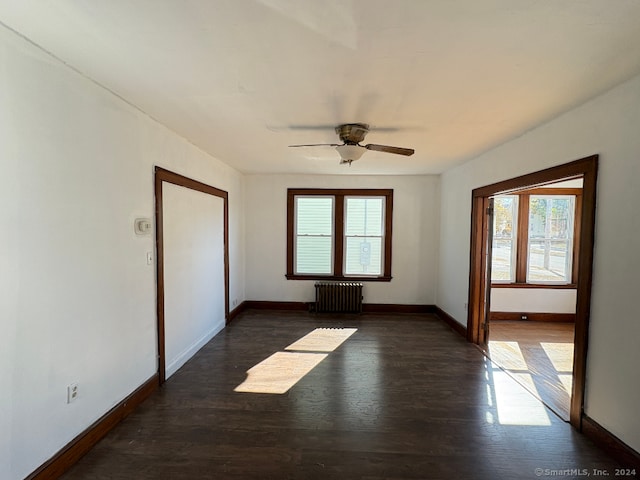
top-left (365, 144), bottom-right (415, 156)
top-left (289, 143), bottom-right (341, 147)
top-left (285, 125), bottom-right (345, 131)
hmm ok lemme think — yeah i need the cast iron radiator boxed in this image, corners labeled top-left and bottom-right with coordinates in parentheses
top-left (314, 282), bottom-right (363, 314)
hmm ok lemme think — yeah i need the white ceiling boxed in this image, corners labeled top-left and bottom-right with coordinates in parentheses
top-left (2, 1), bottom-right (640, 175)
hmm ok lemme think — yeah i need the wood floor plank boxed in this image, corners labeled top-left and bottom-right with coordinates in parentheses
top-left (61, 311), bottom-right (625, 479)
top-left (489, 321), bottom-right (574, 421)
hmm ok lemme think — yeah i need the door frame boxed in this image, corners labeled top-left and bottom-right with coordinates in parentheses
top-left (482, 198), bottom-right (495, 349)
top-left (154, 167), bottom-right (230, 384)
top-left (467, 155), bottom-right (598, 428)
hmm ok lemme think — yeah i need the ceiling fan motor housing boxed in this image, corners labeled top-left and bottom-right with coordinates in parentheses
top-left (336, 123), bottom-right (369, 144)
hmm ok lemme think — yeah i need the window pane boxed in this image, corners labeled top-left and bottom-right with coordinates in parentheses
top-left (296, 237), bottom-right (332, 274)
top-left (296, 197), bottom-right (333, 235)
top-left (491, 196), bottom-right (518, 282)
top-left (295, 196), bottom-right (333, 274)
top-left (344, 196), bottom-right (384, 275)
top-left (528, 240), bottom-right (570, 282)
top-left (345, 197), bottom-right (383, 236)
top-left (527, 196), bottom-right (574, 283)
top-left (344, 237), bottom-right (382, 275)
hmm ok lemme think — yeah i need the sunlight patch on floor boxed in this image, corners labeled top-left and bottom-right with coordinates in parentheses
top-left (235, 328), bottom-right (358, 394)
top-left (487, 323), bottom-right (574, 422)
top-left (558, 373), bottom-right (573, 395)
top-left (488, 341), bottom-right (528, 370)
top-left (491, 370), bottom-right (552, 426)
top-left (285, 328), bottom-right (358, 352)
top-left (234, 352), bottom-right (328, 394)
top-left (509, 371), bottom-right (538, 392)
top-left (541, 342), bottom-right (574, 372)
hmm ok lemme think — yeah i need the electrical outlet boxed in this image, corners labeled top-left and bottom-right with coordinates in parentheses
top-left (464, 303), bottom-right (468, 311)
top-left (521, 315), bottom-right (528, 320)
top-left (232, 299), bottom-right (238, 307)
top-left (67, 383), bottom-right (78, 403)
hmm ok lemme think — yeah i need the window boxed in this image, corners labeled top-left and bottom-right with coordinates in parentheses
top-left (527, 195), bottom-right (575, 282)
top-left (491, 188), bottom-right (581, 286)
top-left (294, 196), bottom-right (334, 274)
top-left (344, 196), bottom-right (385, 276)
top-left (491, 196), bottom-right (518, 282)
top-left (286, 189), bottom-right (393, 281)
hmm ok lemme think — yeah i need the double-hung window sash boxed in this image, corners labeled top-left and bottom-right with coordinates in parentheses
top-left (344, 196), bottom-right (384, 276)
top-left (294, 196), bottom-right (334, 275)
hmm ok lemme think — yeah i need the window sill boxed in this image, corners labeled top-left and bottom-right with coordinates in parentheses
top-left (490, 282), bottom-right (576, 289)
top-left (285, 274), bottom-right (392, 282)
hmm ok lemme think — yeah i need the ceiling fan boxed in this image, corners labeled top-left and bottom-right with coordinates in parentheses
top-left (289, 123), bottom-right (415, 165)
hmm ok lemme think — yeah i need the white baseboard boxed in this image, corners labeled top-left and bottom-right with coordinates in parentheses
top-left (165, 321), bottom-right (225, 378)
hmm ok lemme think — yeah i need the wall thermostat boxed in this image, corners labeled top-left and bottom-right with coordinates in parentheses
top-left (134, 218), bottom-right (152, 235)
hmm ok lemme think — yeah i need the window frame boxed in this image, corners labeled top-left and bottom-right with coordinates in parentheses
top-left (491, 187), bottom-right (582, 288)
top-left (286, 188), bottom-right (393, 281)
top-left (490, 195), bottom-right (519, 284)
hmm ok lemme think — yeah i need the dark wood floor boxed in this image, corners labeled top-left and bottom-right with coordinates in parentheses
top-left (62, 311), bottom-right (622, 479)
top-left (488, 321), bottom-right (574, 421)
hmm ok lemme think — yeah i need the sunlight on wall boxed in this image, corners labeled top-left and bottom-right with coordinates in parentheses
top-left (235, 327), bottom-right (357, 394)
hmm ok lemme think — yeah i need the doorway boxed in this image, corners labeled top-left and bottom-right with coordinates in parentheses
top-left (154, 167), bottom-right (229, 384)
top-left (487, 178), bottom-right (581, 421)
top-left (467, 155), bottom-right (598, 428)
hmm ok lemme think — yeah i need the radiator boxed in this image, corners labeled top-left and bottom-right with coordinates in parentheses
top-left (314, 282), bottom-right (363, 314)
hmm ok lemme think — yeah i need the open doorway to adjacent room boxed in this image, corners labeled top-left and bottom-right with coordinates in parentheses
top-left (467, 156), bottom-right (598, 428)
top-left (487, 178), bottom-right (581, 421)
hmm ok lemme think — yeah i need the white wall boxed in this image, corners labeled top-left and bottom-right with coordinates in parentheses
top-left (491, 288), bottom-right (576, 314)
top-left (163, 184), bottom-right (226, 378)
top-left (0, 25), bottom-right (244, 480)
top-left (438, 72), bottom-right (640, 452)
top-left (245, 174), bottom-right (440, 305)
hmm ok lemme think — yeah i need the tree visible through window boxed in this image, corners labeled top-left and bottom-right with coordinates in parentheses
top-left (492, 196), bottom-right (518, 282)
top-left (527, 196), bottom-right (575, 282)
top-left (491, 189), bottom-right (580, 285)
top-left (286, 189), bottom-right (393, 281)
